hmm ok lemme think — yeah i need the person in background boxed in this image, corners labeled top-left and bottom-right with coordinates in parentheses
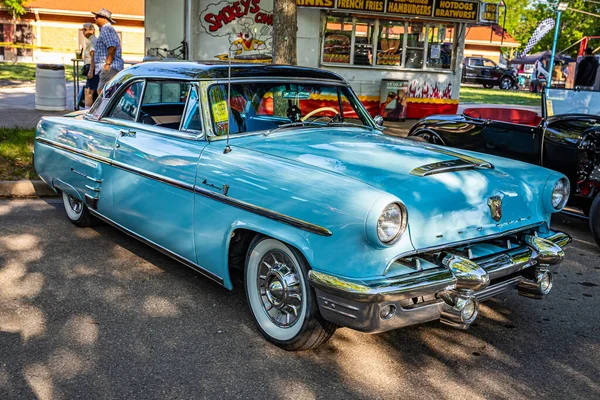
top-left (82, 22), bottom-right (98, 107)
top-left (92, 8), bottom-right (123, 94)
top-left (575, 47), bottom-right (599, 89)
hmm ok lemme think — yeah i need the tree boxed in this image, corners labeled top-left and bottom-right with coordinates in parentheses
top-left (502, 0), bottom-right (600, 57)
top-left (272, 0), bottom-right (297, 65)
top-left (3, 0), bottom-right (28, 43)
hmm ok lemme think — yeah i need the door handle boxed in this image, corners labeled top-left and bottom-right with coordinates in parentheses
top-left (119, 129), bottom-right (136, 138)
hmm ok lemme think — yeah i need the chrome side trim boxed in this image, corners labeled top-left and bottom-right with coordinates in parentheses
top-left (37, 137), bottom-right (332, 237)
top-left (193, 184), bottom-right (332, 237)
top-left (88, 209), bottom-right (224, 285)
top-left (474, 276), bottom-right (522, 301)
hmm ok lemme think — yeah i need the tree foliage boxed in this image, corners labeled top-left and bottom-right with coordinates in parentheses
top-left (2, 0), bottom-right (28, 19)
top-left (501, 0), bottom-right (600, 56)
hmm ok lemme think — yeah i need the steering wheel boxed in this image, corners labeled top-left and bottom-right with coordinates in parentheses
top-left (301, 107), bottom-right (339, 122)
top-left (565, 106), bottom-right (590, 114)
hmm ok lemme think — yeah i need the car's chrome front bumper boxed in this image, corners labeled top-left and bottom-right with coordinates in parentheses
top-left (309, 230), bottom-right (571, 333)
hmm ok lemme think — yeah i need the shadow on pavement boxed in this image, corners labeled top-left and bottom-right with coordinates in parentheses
top-left (0, 199), bottom-right (598, 399)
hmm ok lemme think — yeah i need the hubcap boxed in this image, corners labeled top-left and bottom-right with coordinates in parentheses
top-left (67, 195), bottom-right (83, 214)
top-left (257, 250), bottom-right (303, 328)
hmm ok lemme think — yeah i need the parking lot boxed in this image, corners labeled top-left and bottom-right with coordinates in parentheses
top-left (0, 198), bottom-right (598, 399)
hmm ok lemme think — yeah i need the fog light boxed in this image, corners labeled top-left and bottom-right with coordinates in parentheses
top-left (380, 304), bottom-right (396, 320)
top-left (538, 271), bottom-right (553, 295)
top-left (461, 298), bottom-right (478, 323)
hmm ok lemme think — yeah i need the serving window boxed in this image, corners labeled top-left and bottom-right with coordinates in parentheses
top-left (322, 14), bottom-right (456, 71)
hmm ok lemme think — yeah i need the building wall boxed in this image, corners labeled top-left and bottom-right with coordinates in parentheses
top-left (145, 0), bottom-right (184, 56)
top-left (0, 9), bottom-right (144, 64)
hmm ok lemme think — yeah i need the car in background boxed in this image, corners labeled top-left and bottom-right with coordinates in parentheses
top-left (34, 62), bottom-right (570, 350)
top-left (409, 87), bottom-right (600, 247)
top-left (461, 57), bottom-right (518, 90)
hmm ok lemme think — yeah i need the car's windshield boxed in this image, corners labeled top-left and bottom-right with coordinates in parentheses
top-left (207, 81), bottom-right (372, 136)
top-left (546, 88), bottom-right (600, 117)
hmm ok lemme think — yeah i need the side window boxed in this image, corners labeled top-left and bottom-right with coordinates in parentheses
top-left (138, 80), bottom-right (189, 130)
top-left (181, 86), bottom-right (202, 132)
top-left (469, 58), bottom-right (483, 67)
top-left (107, 81), bottom-right (144, 122)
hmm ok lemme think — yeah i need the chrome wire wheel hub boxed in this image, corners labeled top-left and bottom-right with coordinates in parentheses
top-left (67, 195), bottom-right (83, 214)
top-left (257, 250), bottom-right (303, 328)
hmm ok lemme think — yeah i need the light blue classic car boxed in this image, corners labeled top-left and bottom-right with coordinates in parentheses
top-left (35, 62), bottom-right (571, 350)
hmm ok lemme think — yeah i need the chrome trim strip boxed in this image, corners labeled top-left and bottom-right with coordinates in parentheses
top-left (308, 268), bottom-right (456, 303)
top-left (88, 209), bottom-right (223, 285)
top-left (410, 146), bottom-right (494, 177)
top-left (104, 119), bottom-right (204, 141)
top-left (37, 137), bottom-right (331, 237)
top-left (193, 184), bottom-right (332, 237)
top-left (474, 276), bottom-right (522, 301)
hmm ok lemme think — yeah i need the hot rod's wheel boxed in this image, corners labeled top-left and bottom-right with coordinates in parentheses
top-left (244, 236), bottom-right (336, 351)
top-left (499, 77), bottom-right (513, 90)
top-left (588, 195), bottom-right (600, 248)
top-left (62, 192), bottom-right (97, 227)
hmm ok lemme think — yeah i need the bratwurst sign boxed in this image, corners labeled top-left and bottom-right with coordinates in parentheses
top-left (433, 0), bottom-right (478, 21)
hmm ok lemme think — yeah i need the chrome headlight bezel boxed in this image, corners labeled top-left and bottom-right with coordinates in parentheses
top-left (543, 176), bottom-right (570, 213)
top-left (366, 199), bottom-right (408, 247)
top-left (551, 178), bottom-right (570, 210)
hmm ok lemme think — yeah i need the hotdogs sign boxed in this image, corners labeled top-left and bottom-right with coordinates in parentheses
top-left (297, 0), bottom-right (496, 23)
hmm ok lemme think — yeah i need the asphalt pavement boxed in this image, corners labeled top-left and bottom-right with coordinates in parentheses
top-left (0, 198), bottom-right (598, 399)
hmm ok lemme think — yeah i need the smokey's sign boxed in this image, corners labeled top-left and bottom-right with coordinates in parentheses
top-left (200, 0), bottom-right (273, 61)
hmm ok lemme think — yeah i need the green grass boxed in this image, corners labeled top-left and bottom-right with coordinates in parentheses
top-left (459, 86), bottom-right (541, 106)
top-left (0, 62), bottom-right (75, 83)
top-left (0, 128), bottom-right (36, 180)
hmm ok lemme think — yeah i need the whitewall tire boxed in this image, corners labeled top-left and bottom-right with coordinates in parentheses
top-left (62, 192), bottom-right (97, 227)
top-left (244, 236), bottom-right (336, 351)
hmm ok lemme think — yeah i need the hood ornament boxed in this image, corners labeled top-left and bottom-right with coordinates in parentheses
top-left (488, 196), bottom-right (503, 222)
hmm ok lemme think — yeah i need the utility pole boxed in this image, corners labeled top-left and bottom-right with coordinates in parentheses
top-left (272, 0), bottom-right (297, 65)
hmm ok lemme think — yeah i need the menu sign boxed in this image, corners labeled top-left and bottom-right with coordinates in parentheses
top-left (337, 0), bottom-right (385, 12)
top-left (296, 0), bottom-right (335, 8)
top-left (433, 0), bottom-right (478, 21)
top-left (386, 0), bottom-right (433, 16)
top-left (479, 2), bottom-right (499, 23)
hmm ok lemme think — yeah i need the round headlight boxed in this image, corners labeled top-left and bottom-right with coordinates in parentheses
top-left (551, 178), bottom-right (570, 210)
top-left (377, 203), bottom-right (404, 244)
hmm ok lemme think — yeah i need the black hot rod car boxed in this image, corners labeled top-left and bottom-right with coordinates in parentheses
top-left (408, 88), bottom-right (600, 247)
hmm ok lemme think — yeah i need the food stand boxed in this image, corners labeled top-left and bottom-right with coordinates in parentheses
top-left (146, 0), bottom-right (499, 118)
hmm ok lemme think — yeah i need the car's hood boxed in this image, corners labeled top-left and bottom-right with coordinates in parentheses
top-left (236, 128), bottom-right (552, 250)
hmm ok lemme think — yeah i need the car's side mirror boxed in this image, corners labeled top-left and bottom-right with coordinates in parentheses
top-left (374, 115), bottom-right (385, 129)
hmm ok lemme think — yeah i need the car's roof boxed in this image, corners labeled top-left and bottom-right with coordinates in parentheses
top-left (122, 61), bottom-right (346, 82)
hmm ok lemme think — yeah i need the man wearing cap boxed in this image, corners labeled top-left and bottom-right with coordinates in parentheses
top-left (92, 8), bottom-right (124, 94)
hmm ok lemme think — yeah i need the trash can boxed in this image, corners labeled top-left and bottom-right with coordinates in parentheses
top-left (35, 64), bottom-right (67, 111)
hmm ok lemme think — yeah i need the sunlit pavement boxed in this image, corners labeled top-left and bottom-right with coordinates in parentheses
top-left (0, 198), bottom-right (598, 399)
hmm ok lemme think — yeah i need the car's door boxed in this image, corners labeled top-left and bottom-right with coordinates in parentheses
top-left (480, 59), bottom-right (497, 83)
top-left (103, 79), bottom-right (207, 263)
top-left (464, 58), bottom-right (480, 83)
top-left (480, 120), bottom-right (543, 164)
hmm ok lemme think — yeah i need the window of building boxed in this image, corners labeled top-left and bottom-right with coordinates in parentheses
top-left (353, 18), bottom-right (375, 66)
top-left (323, 16), bottom-right (352, 64)
top-left (426, 24), bottom-right (454, 70)
top-left (322, 15), bottom-right (457, 71)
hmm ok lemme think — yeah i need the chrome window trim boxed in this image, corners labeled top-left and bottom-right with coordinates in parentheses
top-left (36, 136), bottom-right (331, 237)
top-left (103, 118), bottom-right (203, 141)
top-left (179, 83), bottom-right (204, 135)
top-left (103, 79), bottom-right (146, 122)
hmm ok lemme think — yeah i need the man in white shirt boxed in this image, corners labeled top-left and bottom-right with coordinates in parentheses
top-left (82, 22), bottom-right (98, 106)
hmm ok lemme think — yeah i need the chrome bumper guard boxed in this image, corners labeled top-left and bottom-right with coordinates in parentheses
top-left (309, 230), bottom-right (570, 334)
